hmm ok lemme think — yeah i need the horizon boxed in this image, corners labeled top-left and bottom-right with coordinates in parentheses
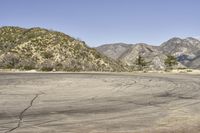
top-left (2, 25), bottom-right (200, 47)
top-left (1, 0), bottom-right (200, 46)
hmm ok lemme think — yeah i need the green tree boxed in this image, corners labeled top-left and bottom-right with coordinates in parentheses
top-left (135, 55), bottom-right (147, 71)
top-left (164, 55), bottom-right (178, 70)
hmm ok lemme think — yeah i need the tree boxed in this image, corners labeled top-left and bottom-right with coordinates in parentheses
top-left (164, 55), bottom-right (178, 70)
top-left (135, 55), bottom-right (147, 71)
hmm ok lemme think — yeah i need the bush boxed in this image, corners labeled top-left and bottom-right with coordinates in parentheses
top-left (42, 51), bottom-right (54, 59)
top-left (187, 69), bottom-right (193, 72)
top-left (40, 60), bottom-right (54, 71)
top-left (17, 59), bottom-right (36, 70)
top-left (0, 53), bottom-right (19, 69)
top-left (54, 62), bottom-right (63, 71)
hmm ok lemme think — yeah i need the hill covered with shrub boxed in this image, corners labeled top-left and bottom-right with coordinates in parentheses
top-left (0, 26), bottom-right (125, 71)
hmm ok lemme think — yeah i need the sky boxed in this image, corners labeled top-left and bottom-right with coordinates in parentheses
top-left (0, 0), bottom-right (200, 46)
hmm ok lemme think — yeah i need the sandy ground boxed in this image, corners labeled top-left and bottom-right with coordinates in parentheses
top-left (0, 72), bottom-right (200, 133)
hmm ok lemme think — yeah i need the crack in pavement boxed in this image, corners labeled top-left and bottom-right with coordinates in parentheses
top-left (4, 92), bottom-right (43, 133)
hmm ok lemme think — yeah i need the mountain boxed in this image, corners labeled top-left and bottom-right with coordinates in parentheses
top-left (96, 37), bottom-right (200, 70)
top-left (96, 43), bottom-right (169, 70)
top-left (0, 26), bottom-right (125, 71)
top-left (187, 56), bottom-right (200, 68)
top-left (96, 43), bottom-right (131, 60)
top-left (161, 37), bottom-right (200, 55)
top-left (1, 26), bottom-right (200, 71)
top-left (160, 37), bottom-right (200, 67)
top-left (118, 43), bottom-right (167, 70)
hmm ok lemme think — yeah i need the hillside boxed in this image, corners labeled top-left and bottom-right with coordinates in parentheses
top-left (96, 43), bottom-right (171, 70)
top-left (1, 26), bottom-right (200, 71)
top-left (160, 37), bottom-right (200, 68)
top-left (96, 43), bottom-right (131, 60)
top-left (96, 43), bottom-right (168, 70)
top-left (0, 26), bottom-right (125, 71)
top-left (118, 44), bottom-right (167, 70)
top-left (96, 38), bottom-right (200, 70)
top-left (187, 56), bottom-right (200, 68)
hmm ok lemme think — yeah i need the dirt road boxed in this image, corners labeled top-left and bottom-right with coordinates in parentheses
top-left (0, 73), bottom-right (200, 133)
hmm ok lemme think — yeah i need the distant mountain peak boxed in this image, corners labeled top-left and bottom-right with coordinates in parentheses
top-left (185, 37), bottom-right (197, 40)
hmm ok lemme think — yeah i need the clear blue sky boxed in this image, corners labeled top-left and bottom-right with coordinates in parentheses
top-left (0, 0), bottom-right (200, 46)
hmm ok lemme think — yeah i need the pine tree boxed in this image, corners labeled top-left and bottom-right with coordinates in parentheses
top-left (135, 55), bottom-right (147, 71)
top-left (164, 55), bottom-right (178, 70)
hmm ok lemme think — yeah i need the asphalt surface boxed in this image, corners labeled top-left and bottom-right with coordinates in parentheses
top-left (0, 73), bottom-right (200, 133)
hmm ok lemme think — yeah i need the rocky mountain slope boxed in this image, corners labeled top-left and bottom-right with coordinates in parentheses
top-left (96, 38), bottom-right (200, 70)
top-left (96, 43), bottom-right (169, 70)
top-left (160, 37), bottom-right (200, 68)
top-left (118, 44), bottom-right (167, 70)
top-left (187, 56), bottom-right (200, 68)
top-left (0, 26), bottom-right (125, 71)
top-left (96, 43), bottom-right (131, 60)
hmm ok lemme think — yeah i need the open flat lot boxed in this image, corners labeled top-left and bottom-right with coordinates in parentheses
top-left (0, 72), bottom-right (200, 133)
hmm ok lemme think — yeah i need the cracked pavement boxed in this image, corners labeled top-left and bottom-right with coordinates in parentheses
top-left (0, 73), bottom-right (200, 133)
top-left (4, 93), bottom-right (42, 133)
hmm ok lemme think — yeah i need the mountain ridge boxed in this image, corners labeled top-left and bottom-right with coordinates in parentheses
top-left (1, 26), bottom-right (200, 71)
top-left (96, 37), bottom-right (200, 69)
top-left (0, 26), bottom-right (125, 71)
